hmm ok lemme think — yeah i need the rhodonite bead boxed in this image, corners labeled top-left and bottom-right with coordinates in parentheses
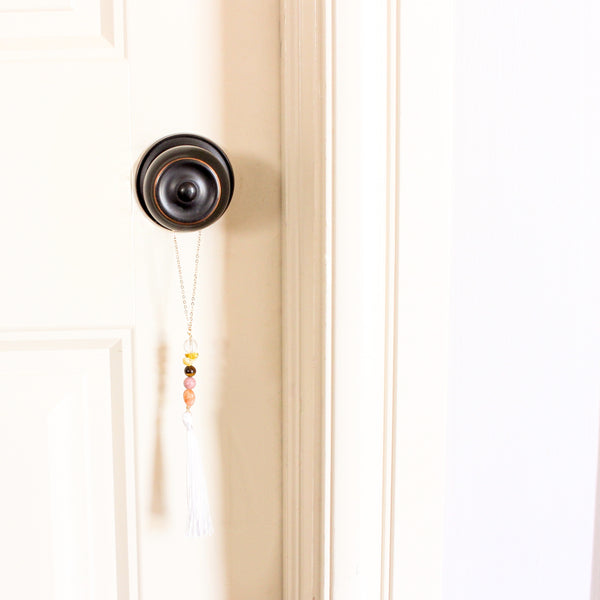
top-left (184, 365), bottom-right (196, 376)
top-left (183, 389), bottom-right (195, 406)
top-left (184, 377), bottom-right (196, 389)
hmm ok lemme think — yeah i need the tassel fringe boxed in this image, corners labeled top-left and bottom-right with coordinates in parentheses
top-left (182, 410), bottom-right (214, 537)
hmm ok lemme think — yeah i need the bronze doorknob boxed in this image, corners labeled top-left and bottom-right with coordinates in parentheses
top-left (135, 134), bottom-right (234, 231)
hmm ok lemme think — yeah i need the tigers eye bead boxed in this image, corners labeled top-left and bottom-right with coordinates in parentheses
top-left (183, 357), bottom-right (193, 366)
top-left (184, 365), bottom-right (196, 376)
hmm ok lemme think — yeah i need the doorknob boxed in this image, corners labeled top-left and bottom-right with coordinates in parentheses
top-left (135, 133), bottom-right (234, 231)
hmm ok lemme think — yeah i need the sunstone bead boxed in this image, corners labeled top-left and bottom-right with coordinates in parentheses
top-left (183, 389), bottom-right (195, 406)
top-left (184, 365), bottom-right (196, 376)
top-left (184, 377), bottom-right (196, 389)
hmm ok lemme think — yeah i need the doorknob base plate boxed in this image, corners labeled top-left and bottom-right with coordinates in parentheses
top-left (135, 134), bottom-right (234, 232)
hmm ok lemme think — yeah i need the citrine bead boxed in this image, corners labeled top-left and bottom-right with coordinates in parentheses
top-left (184, 365), bottom-right (196, 376)
top-left (183, 357), bottom-right (193, 366)
top-left (185, 352), bottom-right (199, 360)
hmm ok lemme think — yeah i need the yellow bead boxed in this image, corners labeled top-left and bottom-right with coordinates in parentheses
top-left (183, 357), bottom-right (193, 366)
top-left (185, 352), bottom-right (199, 360)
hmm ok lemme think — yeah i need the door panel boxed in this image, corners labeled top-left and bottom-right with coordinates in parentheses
top-left (0, 0), bottom-right (124, 59)
top-left (0, 61), bottom-right (132, 329)
top-left (0, 331), bottom-right (136, 599)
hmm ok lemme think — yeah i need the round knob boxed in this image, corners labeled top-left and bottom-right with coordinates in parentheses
top-left (135, 134), bottom-right (234, 231)
top-left (177, 182), bottom-right (198, 202)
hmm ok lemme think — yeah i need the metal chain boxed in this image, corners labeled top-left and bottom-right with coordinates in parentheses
top-left (173, 231), bottom-right (202, 339)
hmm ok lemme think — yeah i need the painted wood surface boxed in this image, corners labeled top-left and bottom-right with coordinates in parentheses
top-left (0, 1), bottom-right (282, 598)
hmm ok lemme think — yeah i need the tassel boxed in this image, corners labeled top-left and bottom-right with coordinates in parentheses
top-left (182, 410), bottom-right (214, 537)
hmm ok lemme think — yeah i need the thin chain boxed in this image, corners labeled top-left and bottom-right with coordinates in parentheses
top-left (173, 231), bottom-right (202, 339)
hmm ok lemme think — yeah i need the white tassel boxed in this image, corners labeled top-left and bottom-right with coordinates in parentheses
top-left (182, 410), bottom-right (214, 537)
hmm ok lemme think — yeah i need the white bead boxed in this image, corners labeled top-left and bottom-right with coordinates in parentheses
top-left (184, 337), bottom-right (198, 354)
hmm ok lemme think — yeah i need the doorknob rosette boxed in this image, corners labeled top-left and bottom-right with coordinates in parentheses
top-left (135, 134), bottom-right (234, 231)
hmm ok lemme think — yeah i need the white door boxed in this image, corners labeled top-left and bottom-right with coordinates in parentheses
top-left (0, 1), bottom-right (281, 598)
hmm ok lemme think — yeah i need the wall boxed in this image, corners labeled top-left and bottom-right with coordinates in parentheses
top-left (445, 1), bottom-right (600, 598)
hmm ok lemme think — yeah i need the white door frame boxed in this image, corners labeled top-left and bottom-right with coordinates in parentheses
top-left (281, 0), bottom-right (453, 598)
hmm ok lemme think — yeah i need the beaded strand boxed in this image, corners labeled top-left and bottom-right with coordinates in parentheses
top-left (173, 232), bottom-right (202, 412)
top-left (182, 338), bottom-right (198, 409)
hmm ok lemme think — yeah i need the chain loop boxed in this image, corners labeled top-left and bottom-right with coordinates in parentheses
top-left (173, 232), bottom-right (202, 338)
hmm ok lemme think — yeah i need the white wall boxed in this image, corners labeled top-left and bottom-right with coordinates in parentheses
top-left (445, 1), bottom-right (600, 598)
top-left (282, 1), bottom-right (600, 598)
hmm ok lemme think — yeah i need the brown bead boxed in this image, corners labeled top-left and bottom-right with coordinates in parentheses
top-left (184, 365), bottom-right (196, 376)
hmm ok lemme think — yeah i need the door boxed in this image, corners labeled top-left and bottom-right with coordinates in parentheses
top-left (0, 1), bottom-right (281, 598)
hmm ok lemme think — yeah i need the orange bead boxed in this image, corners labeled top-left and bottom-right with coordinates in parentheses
top-left (183, 389), bottom-right (195, 406)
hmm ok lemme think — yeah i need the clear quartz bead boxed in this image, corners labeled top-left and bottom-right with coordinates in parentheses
top-left (184, 337), bottom-right (198, 355)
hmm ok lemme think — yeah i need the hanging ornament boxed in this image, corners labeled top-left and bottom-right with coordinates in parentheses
top-left (174, 232), bottom-right (214, 537)
top-left (135, 133), bottom-right (235, 537)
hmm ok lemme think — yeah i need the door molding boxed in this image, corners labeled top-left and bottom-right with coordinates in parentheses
top-left (281, 1), bottom-right (330, 598)
top-left (281, 1), bottom-right (453, 598)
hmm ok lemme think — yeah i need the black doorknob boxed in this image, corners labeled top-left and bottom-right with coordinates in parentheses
top-left (135, 134), bottom-right (234, 231)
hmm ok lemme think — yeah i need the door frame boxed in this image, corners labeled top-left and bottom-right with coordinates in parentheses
top-left (281, 0), bottom-right (453, 598)
top-left (281, 2), bottom-right (329, 598)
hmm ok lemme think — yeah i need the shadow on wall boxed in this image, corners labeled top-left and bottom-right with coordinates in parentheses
top-left (218, 153), bottom-right (281, 597)
top-left (149, 341), bottom-right (167, 517)
top-left (143, 233), bottom-right (172, 522)
top-left (217, 0), bottom-right (282, 598)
